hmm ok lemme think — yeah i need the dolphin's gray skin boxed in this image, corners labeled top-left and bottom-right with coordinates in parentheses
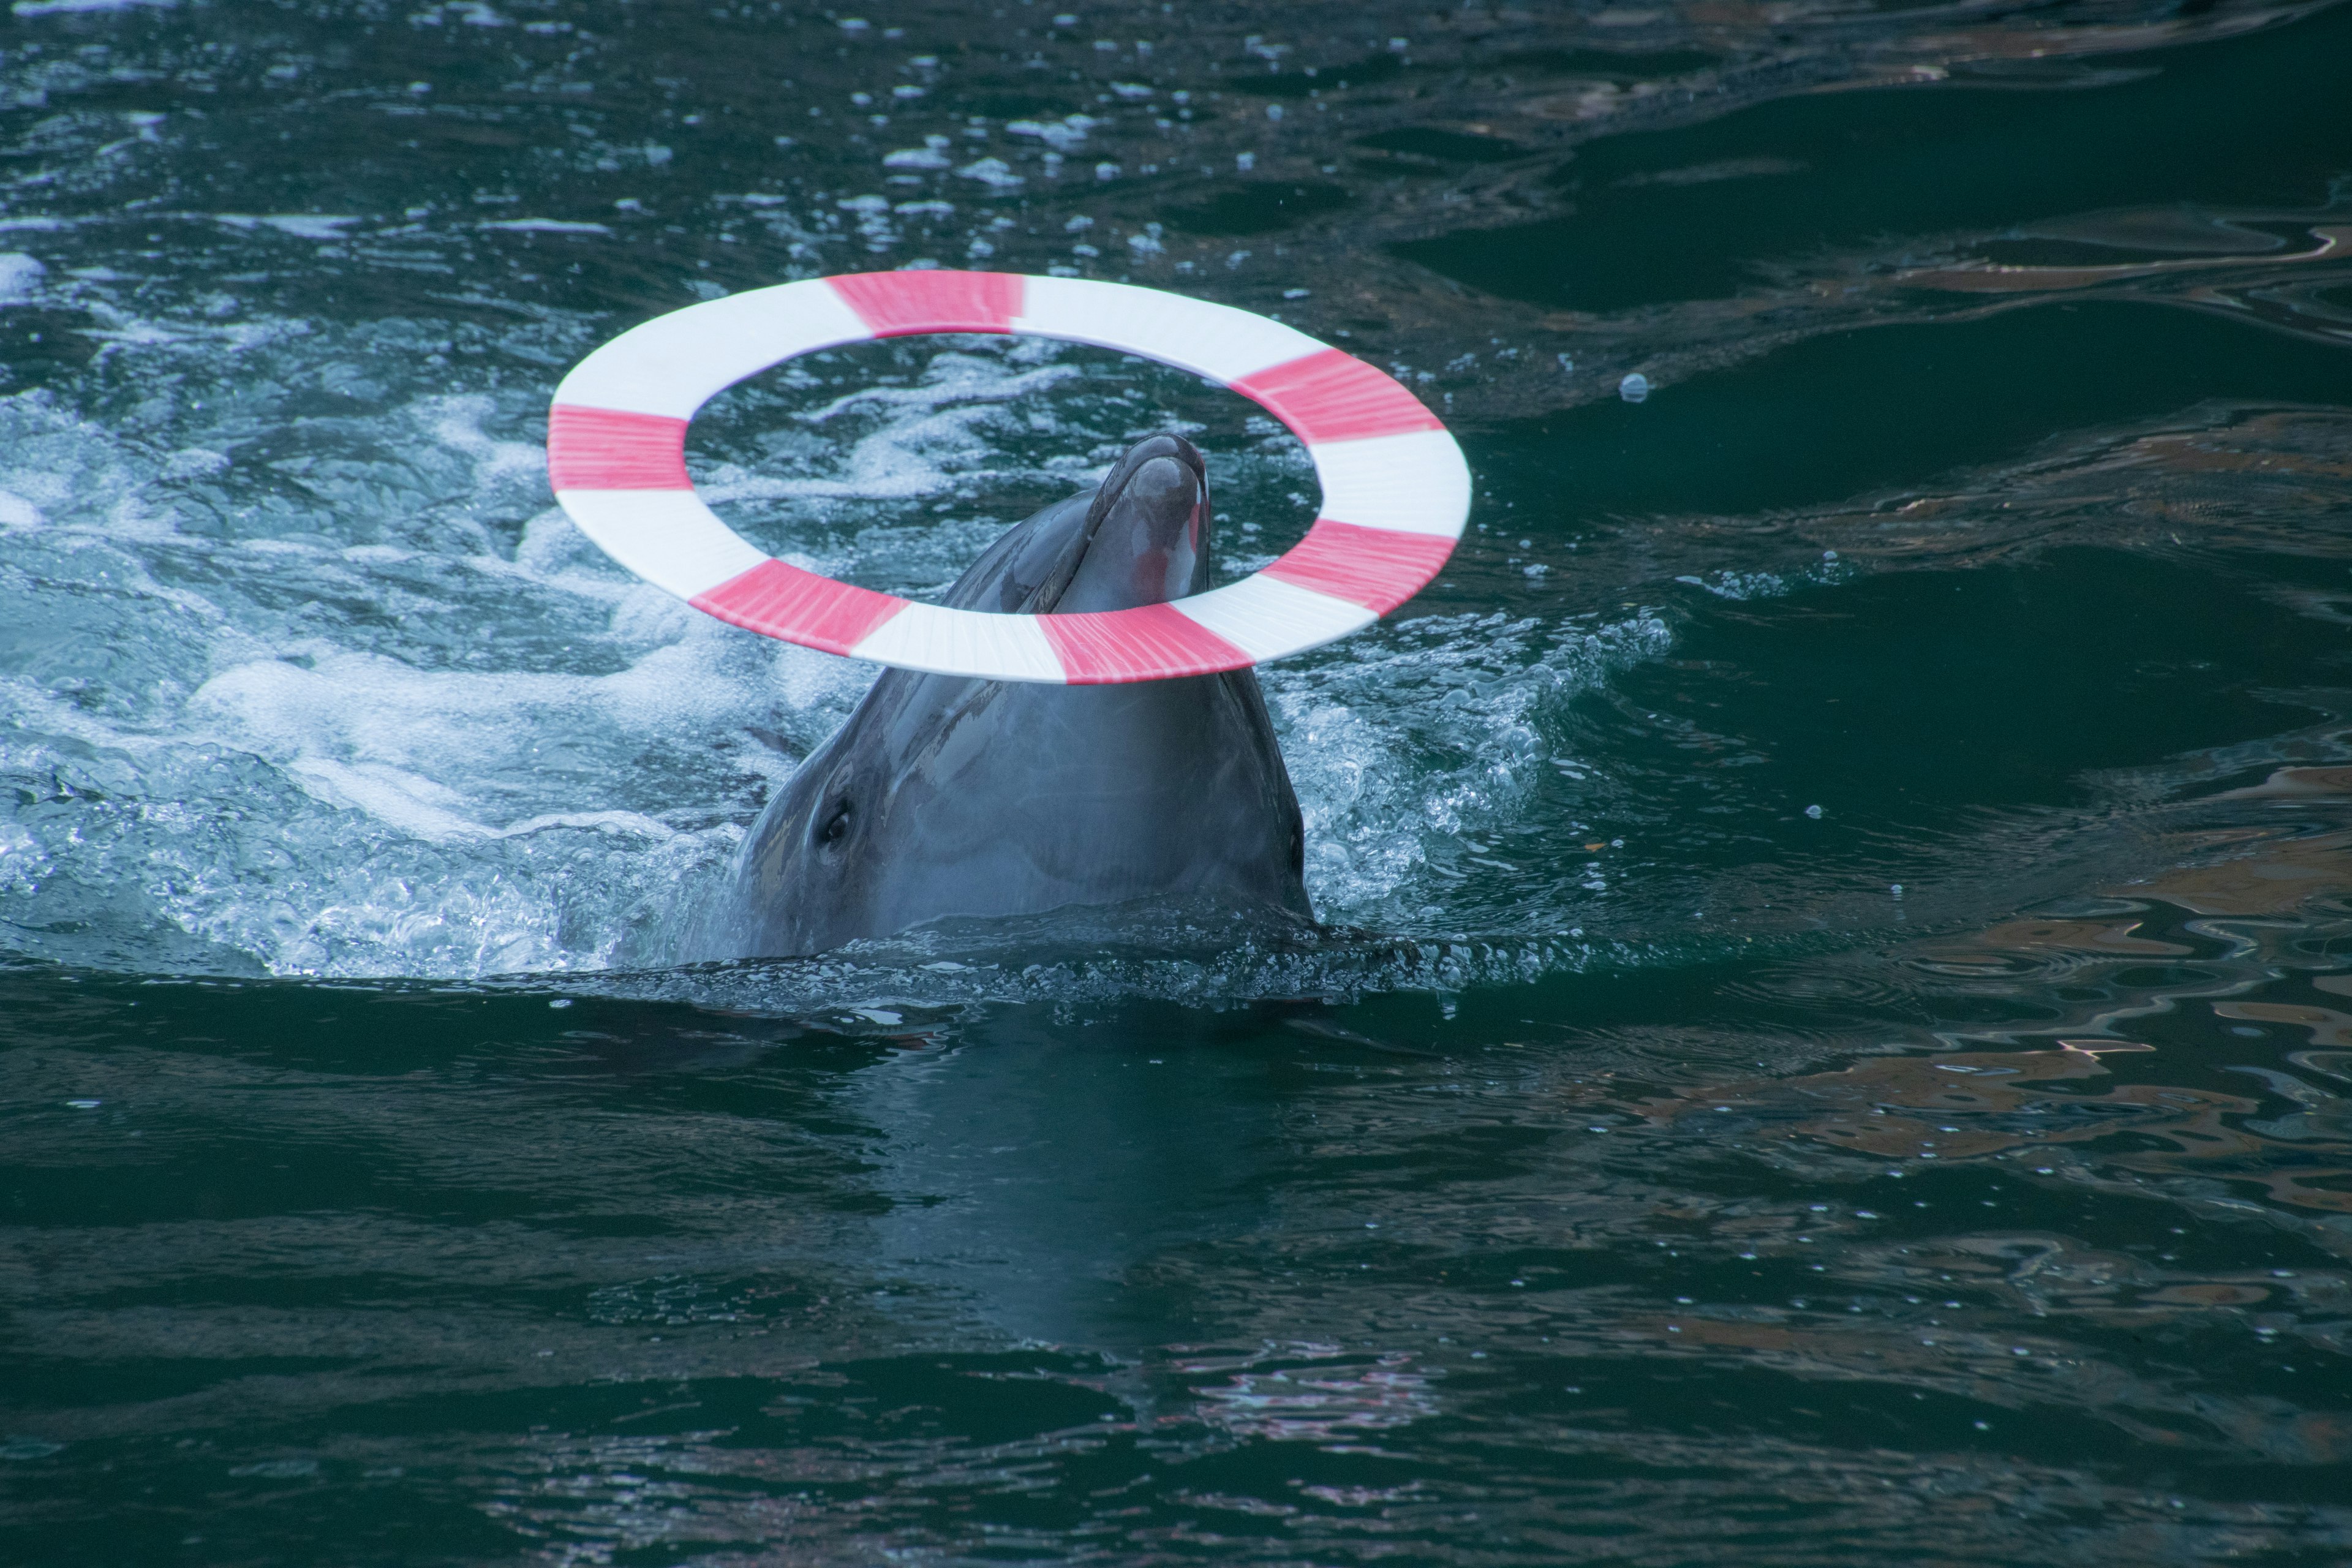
top-left (709, 435), bottom-right (1312, 958)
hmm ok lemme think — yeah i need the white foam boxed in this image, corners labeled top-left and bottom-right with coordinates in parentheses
top-left (214, 214), bottom-right (363, 241)
top-left (0, 253), bottom-right (44, 303)
top-left (1265, 608), bottom-right (1673, 925)
top-left (480, 218), bottom-right (612, 235)
top-left (13, 0), bottom-right (175, 13)
top-left (281, 755), bottom-right (491, 844)
top-left (191, 638), bottom-right (777, 821)
top-left (0, 316), bottom-right (840, 976)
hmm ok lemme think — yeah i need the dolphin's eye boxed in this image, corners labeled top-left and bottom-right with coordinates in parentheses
top-left (816, 801), bottom-right (853, 846)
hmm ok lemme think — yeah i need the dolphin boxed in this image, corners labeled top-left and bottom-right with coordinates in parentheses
top-left (705, 434), bottom-right (1313, 958)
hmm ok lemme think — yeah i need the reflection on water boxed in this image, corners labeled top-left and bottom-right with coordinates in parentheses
top-left (9, 865), bottom-right (2352, 1559)
top-left (4, 0), bottom-right (2352, 1561)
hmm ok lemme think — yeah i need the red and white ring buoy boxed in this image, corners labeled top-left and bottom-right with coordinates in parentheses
top-left (546, 271), bottom-right (1469, 684)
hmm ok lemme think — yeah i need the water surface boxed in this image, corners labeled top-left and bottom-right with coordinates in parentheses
top-left (4, 0), bottom-right (2351, 1561)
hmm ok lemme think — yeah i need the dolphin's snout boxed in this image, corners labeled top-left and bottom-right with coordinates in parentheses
top-left (1058, 435), bottom-right (1213, 613)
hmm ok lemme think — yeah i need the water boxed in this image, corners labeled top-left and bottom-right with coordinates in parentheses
top-left (4, 0), bottom-right (2351, 1560)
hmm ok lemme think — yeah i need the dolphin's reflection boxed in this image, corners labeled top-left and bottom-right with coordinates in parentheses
top-left (836, 1003), bottom-right (1289, 1351)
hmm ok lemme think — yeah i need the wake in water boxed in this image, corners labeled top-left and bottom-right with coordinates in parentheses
top-left (7, 297), bottom-right (2350, 993)
top-left (4, 0), bottom-right (2346, 996)
top-left (0, 312), bottom-right (1677, 979)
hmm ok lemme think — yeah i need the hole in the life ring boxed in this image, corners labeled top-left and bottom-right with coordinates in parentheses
top-left (684, 334), bottom-right (1322, 608)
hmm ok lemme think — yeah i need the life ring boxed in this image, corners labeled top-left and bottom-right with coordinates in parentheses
top-left (546, 271), bottom-right (1469, 684)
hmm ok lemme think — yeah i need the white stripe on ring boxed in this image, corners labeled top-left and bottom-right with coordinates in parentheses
top-left (1014, 276), bottom-right (1327, 385)
top-left (850, 600), bottom-right (1066, 684)
top-left (1172, 575), bottom-right (1379, 662)
top-left (554, 488), bottom-right (770, 601)
top-left (1310, 430), bottom-right (1474, 538)
top-left (554, 279), bottom-right (875, 420)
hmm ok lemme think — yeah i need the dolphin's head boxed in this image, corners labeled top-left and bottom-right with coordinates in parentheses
top-left (714, 432), bottom-right (1311, 959)
top-left (956, 432), bottom-right (1215, 616)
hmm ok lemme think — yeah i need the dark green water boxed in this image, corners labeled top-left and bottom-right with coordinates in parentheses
top-left (6, 1), bottom-right (2352, 1562)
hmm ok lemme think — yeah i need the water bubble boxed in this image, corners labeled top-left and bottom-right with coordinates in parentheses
top-left (1618, 372), bottom-right (1650, 403)
top-left (1804, 804), bottom-right (1824, 819)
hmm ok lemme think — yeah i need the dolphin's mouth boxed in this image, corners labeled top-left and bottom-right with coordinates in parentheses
top-left (1019, 434), bottom-right (1213, 616)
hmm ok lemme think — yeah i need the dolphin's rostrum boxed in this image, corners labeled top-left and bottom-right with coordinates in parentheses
top-left (706, 435), bottom-right (1314, 958)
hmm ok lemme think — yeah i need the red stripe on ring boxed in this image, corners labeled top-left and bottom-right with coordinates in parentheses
top-left (547, 404), bottom-right (690, 491)
top-left (827, 270), bottom-right (1023, 337)
top-left (1229, 348), bottom-right (1445, 446)
top-left (1038, 603), bottom-right (1253, 684)
top-left (1260, 519), bottom-right (1457, 614)
top-left (691, 559), bottom-right (909, 656)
